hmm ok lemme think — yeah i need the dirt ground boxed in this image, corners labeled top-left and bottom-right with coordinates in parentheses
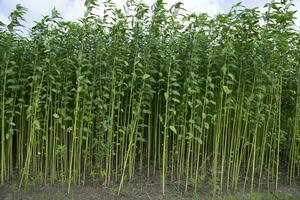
top-left (0, 176), bottom-right (300, 200)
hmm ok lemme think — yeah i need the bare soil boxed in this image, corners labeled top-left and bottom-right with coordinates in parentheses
top-left (0, 175), bottom-right (299, 200)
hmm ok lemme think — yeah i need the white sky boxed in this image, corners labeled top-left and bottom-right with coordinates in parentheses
top-left (0, 0), bottom-right (300, 29)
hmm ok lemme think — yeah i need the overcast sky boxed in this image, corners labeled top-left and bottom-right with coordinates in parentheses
top-left (1, 0), bottom-right (300, 29)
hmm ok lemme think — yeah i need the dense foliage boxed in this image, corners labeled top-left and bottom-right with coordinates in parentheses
top-left (0, 0), bottom-right (299, 195)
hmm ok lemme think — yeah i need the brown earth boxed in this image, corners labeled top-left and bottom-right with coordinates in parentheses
top-left (0, 175), bottom-right (300, 200)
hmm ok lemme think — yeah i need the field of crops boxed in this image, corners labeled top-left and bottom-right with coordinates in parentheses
top-left (0, 0), bottom-right (300, 197)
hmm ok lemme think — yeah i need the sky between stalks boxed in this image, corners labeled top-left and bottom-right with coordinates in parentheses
top-left (1, 0), bottom-right (300, 31)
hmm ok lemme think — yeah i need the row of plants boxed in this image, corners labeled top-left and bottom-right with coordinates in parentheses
top-left (0, 0), bottom-right (299, 195)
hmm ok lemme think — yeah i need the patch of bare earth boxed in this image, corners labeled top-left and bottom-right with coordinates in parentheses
top-left (0, 175), bottom-right (299, 200)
